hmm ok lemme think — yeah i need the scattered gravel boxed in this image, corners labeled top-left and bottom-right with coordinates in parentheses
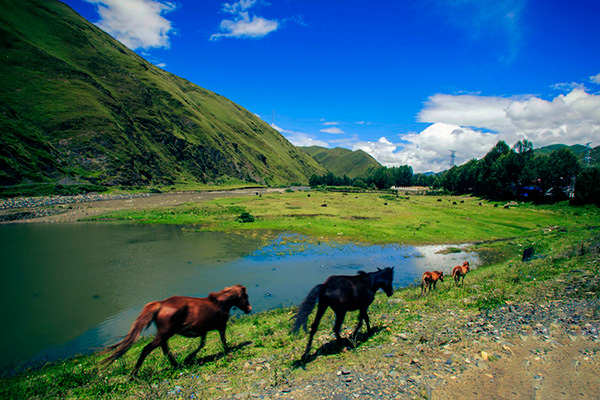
top-left (187, 298), bottom-right (600, 399)
top-left (0, 193), bottom-right (152, 210)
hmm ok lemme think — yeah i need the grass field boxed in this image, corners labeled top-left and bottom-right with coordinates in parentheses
top-left (2, 191), bottom-right (599, 398)
top-left (94, 190), bottom-right (600, 245)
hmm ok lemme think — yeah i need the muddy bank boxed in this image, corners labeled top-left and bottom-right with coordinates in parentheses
top-left (0, 188), bottom-right (284, 223)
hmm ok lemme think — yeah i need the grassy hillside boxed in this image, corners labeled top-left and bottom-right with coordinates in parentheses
top-left (536, 144), bottom-right (599, 165)
top-left (0, 0), bottom-right (325, 188)
top-left (301, 146), bottom-right (380, 179)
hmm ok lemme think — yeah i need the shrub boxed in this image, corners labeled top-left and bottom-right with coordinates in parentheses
top-left (236, 211), bottom-right (255, 223)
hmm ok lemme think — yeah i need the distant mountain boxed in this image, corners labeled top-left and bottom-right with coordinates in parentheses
top-left (535, 144), bottom-right (599, 165)
top-left (0, 0), bottom-right (325, 187)
top-left (300, 146), bottom-right (381, 178)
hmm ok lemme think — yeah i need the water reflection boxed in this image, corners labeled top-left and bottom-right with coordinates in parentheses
top-left (0, 225), bottom-right (477, 372)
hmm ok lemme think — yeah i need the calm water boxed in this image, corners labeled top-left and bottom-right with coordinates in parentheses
top-left (0, 223), bottom-right (478, 372)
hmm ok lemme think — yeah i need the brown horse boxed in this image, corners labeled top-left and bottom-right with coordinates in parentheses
top-left (101, 284), bottom-right (251, 375)
top-left (452, 261), bottom-right (470, 285)
top-left (420, 270), bottom-right (444, 295)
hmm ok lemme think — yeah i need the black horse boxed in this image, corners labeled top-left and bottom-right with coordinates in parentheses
top-left (292, 267), bottom-right (394, 359)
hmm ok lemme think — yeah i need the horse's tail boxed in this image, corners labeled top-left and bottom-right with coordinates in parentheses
top-left (292, 284), bottom-right (323, 333)
top-left (101, 301), bottom-right (162, 366)
top-left (451, 266), bottom-right (459, 279)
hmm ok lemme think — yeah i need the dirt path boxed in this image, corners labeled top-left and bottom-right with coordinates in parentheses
top-left (0, 188), bottom-right (284, 223)
top-left (231, 299), bottom-right (600, 400)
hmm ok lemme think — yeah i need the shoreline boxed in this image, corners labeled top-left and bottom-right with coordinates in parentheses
top-left (0, 188), bottom-right (285, 224)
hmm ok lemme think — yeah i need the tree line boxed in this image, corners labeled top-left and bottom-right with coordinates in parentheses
top-left (308, 165), bottom-right (435, 190)
top-left (439, 140), bottom-right (599, 204)
top-left (308, 140), bottom-right (599, 205)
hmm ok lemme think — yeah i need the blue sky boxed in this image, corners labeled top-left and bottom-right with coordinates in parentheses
top-left (61, 0), bottom-right (600, 172)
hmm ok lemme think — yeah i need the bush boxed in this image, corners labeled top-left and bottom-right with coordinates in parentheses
top-left (236, 211), bottom-right (255, 223)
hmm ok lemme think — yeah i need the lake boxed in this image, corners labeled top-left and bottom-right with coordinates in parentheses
top-left (0, 223), bottom-right (478, 372)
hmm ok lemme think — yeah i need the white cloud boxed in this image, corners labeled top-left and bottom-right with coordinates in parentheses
top-left (352, 87), bottom-right (600, 173)
top-left (419, 89), bottom-right (600, 147)
top-left (591, 73), bottom-right (600, 85)
top-left (271, 123), bottom-right (329, 147)
top-left (85, 0), bottom-right (175, 50)
top-left (211, 0), bottom-right (279, 40)
top-left (551, 82), bottom-right (586, 92)
top-left (320, 127), bottom-right (345, 134)
top-left (222, 0), bottom-right (256, 14)
top-left (353, 124), bottom-right (498, 173)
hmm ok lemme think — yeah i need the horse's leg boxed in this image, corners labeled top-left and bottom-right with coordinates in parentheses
top-left (352, 308), bottom-right (370, 337)
top-left (218, 328), bottom-right (229, 353)
top-left (333, 310), bottom-right (347, 343)
top-left (363, 309), bottom-right (371, 333)
top-left (132, 336), bottom-right (162, 376)
top-left (302, 302), bottom-right (327, 359)
top-left (161, 340), bottom-right (179, 368)
top-left (184, 333), bottom-right (206, 365)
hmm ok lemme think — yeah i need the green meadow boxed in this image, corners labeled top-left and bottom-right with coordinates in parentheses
top-left (2, 191), bottom-right (599, 398)
top-left (93, 190), bottom-right (599, 245)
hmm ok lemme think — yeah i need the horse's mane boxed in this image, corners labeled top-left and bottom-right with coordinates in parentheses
top-left (209, 284), bottom-right (246, 304)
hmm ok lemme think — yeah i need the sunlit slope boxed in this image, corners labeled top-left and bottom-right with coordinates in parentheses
top-left (0, 0), bottom-right (325, 186)
top-left (301, 146), bottom-right (380, 179)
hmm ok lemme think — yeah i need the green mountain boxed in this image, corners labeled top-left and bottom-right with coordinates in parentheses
top-left (300, 146), bottom-right (381, 178)
top-left (535, 144), bottom-right (599, 165)
top-left (0, 0), bottom-right (325, 187)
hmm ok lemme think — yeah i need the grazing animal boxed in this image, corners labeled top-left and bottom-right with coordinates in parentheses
top-left (102, 284), bottom-right (251, 375)
top-left (420, 270), bottom-right (444, 295)
top-left (292, 267), bottom-right (394, 360)
top-left (452, 261), bottom-right (470, 285)
top-left (522, 247), bottom-right (535, 262)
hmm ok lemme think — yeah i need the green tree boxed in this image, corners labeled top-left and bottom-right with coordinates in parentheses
top-left (370, 166), bottom-right (392, 189)
top-left (475, 141), bottom-right (510, 196)
top-left (575, 165), bottom-right (600, 205)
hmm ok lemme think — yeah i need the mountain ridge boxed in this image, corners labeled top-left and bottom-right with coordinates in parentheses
top-left (300, 146), bottom-right (381, 179)
top-left (0, 0), bottom-right (325, 187)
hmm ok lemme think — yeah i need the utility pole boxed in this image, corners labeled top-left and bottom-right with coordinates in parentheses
top-left (450, 150), bottom-right (456, 167)
top-left (584, 142), bottom-right (592, 166)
